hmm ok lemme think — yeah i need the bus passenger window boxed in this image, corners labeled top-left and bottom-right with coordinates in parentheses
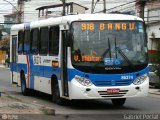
top-left (24, 30), bottom-right (30, 54)
top-left (18, 31), bottom-right (24, 54)
top-left (40, 27), bottom-right (49, 55)
top-left (49, 26), bottom-right (59, 55)
top-left (31, 29), bottom-right (39, 54)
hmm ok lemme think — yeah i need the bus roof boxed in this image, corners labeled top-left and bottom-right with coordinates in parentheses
top-left (11, 14), bottom-right (143, 31)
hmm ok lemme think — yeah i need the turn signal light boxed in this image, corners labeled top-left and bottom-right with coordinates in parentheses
top-left (52, 61), bottom-right (59, 67)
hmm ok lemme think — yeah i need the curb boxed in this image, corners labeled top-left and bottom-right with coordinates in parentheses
top-left (0, 66), bottom-right (5, 68)
top-left (0, 66), bottom-right (10, 69)
top-left (148, 92), bottom-right (160, 95)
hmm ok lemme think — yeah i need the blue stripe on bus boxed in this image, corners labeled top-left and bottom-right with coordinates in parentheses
top-left (10, 62), bottom-right (61, 89)
top-left (10, 63), bottom-right (60, 79)
top-left (68, 67), bottom-right (149, 86)
top-left (10, 62), bottom-right (148, 87)
top-left (11, 63), bottom-right (27, 74)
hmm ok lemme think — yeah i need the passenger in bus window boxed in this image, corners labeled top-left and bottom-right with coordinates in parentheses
top-left (74, 48), bottom-right (82, 61)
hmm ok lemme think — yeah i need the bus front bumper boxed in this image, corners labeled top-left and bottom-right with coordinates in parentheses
top-left (68, 77), bottom-right (149, 100)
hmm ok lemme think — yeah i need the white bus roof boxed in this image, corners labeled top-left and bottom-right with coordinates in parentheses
top-left (11, 14), bottom-right (143, 31)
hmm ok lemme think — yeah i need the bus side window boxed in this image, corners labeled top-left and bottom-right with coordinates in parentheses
top-left (18, 31), bottom-right (24, 54)
top-left (39, 27), bottom-right (49, 55)
top-left (24, 30), bottom-right (30, 54)
top-left (31, 28), bottom-right (39, 54)
top-left (49, 26), bottom-right (59, 55)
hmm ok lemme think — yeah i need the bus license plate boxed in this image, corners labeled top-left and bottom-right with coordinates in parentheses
top-left (107, 88), bottom-right (120, 94)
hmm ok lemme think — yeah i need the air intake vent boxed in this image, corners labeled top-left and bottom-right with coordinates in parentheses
top-left (98, 90), bottom-right (128, 97)
top-left (93, 80), bottom-right (132, 86)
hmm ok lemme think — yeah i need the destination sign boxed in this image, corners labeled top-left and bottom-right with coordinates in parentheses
top-left (81, 22), bottom-right (135, 31)
top-left (74, 54), bottom-right (102, 62)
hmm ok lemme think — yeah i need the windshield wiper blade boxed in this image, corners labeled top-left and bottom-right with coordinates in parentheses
top-left (115, 47), bottom-right (133, 66)
top-left (115, 37), bottom-right (118, 59)
top-left (108, 38), bottom-right (112, 60)
top-left (101, 38), bottom-right (111, 60)
top-left (94, 38), bottom-right (111, 67)
top-left (114, 37), bottom-right (133, 67)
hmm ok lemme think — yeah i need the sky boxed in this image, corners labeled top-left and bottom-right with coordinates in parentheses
top-left (0, 0), bottom-right (135, 23)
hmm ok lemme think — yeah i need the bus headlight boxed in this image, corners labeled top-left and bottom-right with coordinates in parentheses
top-left (133, 74), bottom-right (148, 85)
top-left (74, 75), bottom-right (93, 87)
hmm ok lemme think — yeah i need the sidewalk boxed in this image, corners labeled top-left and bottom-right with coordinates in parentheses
top-left (0, 64), bottom-right (9, 69)
top-left (0, 64), bottom-right (5, 68)
top-left (149, 88), bottom-right (160, 95)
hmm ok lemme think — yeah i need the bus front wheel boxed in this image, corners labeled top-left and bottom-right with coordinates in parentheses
top-left (20, 73), bottom-right (29, 96)
top-left (111, 98), bottom-right (126, 106)
top-left (52, 81), bottom-right (65, 105)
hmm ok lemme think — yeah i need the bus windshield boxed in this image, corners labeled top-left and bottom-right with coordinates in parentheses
top-left (71, 21), bottom-right (148, 73)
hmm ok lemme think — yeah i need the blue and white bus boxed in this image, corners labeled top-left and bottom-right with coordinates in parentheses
top-left (10, 14), bottom-right (149, 106)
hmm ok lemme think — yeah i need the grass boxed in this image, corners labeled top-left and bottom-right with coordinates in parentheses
top-left (6, 95), bottom-right (22, 102)
top-left (40, 107), bottom-right (55, 115)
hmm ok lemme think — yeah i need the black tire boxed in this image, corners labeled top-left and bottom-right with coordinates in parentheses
top-left (21, 73), bottom-right (29, 96)
top-left (52, 80), bottom-right (66, 105)
top-left (111, 98), bottom-right (126, 106)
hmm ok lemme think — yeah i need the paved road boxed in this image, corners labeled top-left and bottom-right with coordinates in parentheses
top-left (0, 68), bottom-right (20, 92)
top-left (0, 68), bottom-right (160, 120)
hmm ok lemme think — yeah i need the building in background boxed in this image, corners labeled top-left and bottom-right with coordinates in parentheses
top-left (36, 2), bottom-right (88, 20)
top-left (145, 0), bottom-right (160, 54)
top-left (3, 12), bottom-right (17, 34)
top-left (2, 0), bottom-right (136, 22)
top-left (0, 24), bottom-right (8, 65)
top-left (22, 0), bottom-right (133, 22)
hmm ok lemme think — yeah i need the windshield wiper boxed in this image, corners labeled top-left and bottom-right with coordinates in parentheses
top-left (101, 38), bottom-right (111, 59)
top-left (114, 37), bottom-right (133, 67)
top-left (94, 37), bottom-right (133, 67)
top-left (115, 47), bottom-right (133, 66)
top-left (94, 38), bottom-right (111, 67)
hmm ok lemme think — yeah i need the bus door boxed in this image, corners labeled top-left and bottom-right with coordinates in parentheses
top-left (11, 35), bottom-right (18, 83)
top-left (60, 25), bottom-right (69, 97)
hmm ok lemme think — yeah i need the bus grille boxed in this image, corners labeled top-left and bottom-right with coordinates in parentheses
top-left (98, 90), bottom-right (128, 97)
top-left (93, 80), bottom-right (132, 86)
